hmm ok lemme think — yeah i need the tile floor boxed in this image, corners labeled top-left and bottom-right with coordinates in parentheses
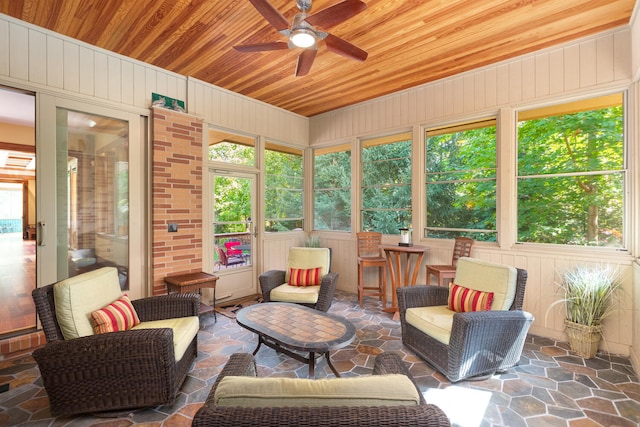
top-left (1, 290), bottom-right (639, 427)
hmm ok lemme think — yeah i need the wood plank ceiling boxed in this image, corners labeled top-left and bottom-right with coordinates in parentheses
top-left (1, 0), bottom-right (635, 117)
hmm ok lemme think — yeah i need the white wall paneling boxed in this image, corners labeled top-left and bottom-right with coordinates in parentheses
top-left (0, 13), bottom-right (186, 112)
top-left (187, 77), bottom-right (308, 146)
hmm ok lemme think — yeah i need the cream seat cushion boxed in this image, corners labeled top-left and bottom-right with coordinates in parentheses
top-left (406, 258), bottom-right (519, 345)
top-left (406, 306), bottom-right (454, 345)
top-left (214, 374), bottom-right (420, 407)
top-left (270, 247), bottom-right (330, 304)
top-left (132, 316), bottom-right (200, 361)
top-left (270, 284), bottom-right (321, 304)
top-left (54, 267), bottom-right (122, 340)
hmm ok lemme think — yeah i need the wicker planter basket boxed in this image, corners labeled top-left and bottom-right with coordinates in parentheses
top-left (564, 319), bottom-right (603, 359)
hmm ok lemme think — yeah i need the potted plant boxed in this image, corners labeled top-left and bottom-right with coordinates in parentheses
top-left (300, 235), bottom-right (321, 248)
top-left (551, 264), bottom-right (621, 358)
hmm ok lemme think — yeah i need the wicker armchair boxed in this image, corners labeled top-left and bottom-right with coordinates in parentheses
top-left (192, 352), bottom-right (451, 427)
top-left (31, 268), bottom-right (200, 416)
top-left (259, 247), bottom-right (337, 312)
top-left (397, 258), bottom-right (534, 382)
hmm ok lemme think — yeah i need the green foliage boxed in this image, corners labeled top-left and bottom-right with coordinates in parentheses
top-left (209, 99), bottom-right (623, 247)
top-left (209, 141), bottom-right (254, 166)
top-left (264, 148), bottom-right (303, 232)
top-left (517, 105), bottom-right (623, 246)
top-left (214, 175), bottom-right (251, 227)
top-left (300, 235), bottom-right (321, 247)
top-left (550, 265), bottom-right (621, 326)
top-left (314, 149), bottom-right (351, 231)
top-left (361, 139), bottom-right (412, 234)
top-left (426, 125), bottom-right (497, 241)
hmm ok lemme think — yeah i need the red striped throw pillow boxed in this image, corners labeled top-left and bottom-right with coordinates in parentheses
top-left (91, 294), bottom-right (141, 334)
top-left (448, 283), bottom-right (494, 313)
top-left (288, 267), bottom-right (323, 287)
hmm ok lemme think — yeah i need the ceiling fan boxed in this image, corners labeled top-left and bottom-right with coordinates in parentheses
top-left (234, 0), bottom-right (368, 76)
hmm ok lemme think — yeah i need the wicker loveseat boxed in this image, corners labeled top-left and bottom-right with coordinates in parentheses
top-left (192, 352), bottom-right (450, 427)
top-left (31, 267), bottom-right (200, 416)
top-left (397, 257), bottom-right (534, 382)
top-left (259, 247), bottom-right (338, 312)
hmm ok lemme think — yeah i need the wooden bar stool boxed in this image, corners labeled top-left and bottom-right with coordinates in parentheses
top-left (357, 231), bottom-right (387, 307)
top-left (425, 237), bottom-right (474, 286)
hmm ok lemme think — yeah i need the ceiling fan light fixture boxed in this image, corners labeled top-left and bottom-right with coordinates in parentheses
top-left (290, 28), bottom-right (316, 48)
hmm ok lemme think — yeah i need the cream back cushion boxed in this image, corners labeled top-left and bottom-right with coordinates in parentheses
top-left (284, 247), bottom-right (330, 283)
top-left (453, 257), bottom-right (517, 310)
top-left (214, 374), bottom-right (420, 407)
top-left (54, 267), bottom-right (122, 340)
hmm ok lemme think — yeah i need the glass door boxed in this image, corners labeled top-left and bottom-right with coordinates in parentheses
top-left (0, 88), bottom-right (36, 337)
top-left (209, 170), bottom-right (257, 302)
top-left (37, 96), bottom-right (145, 298)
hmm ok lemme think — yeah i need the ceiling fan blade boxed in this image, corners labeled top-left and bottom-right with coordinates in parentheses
top-left (295, 49), bottom-right (317, 76)
top-left (248, 0), bottom-right (290, 31)
top-left (234, 41), bottom-right (290, 52)
top-left (306, 0), bottom-right (367, 29)
top-left (324, 33), bottom-right (367, 61)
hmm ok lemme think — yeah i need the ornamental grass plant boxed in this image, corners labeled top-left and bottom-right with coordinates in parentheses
top-left (301, 235), bottom-right (322, 248)
top-left (551, 264), bottom-right (621, 326)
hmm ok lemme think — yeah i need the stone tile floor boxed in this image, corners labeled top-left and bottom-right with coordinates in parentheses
top-left (1, 290), bottom-right (639, 426)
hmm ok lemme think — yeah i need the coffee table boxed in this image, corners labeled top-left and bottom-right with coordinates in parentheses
top-left (236, 303), bottom-right (356, 378)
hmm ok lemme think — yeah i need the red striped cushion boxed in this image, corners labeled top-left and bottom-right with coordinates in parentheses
top-left (448, 283), bottom-right (494, 312)
top-left (288, 267), bottom-right (323, 287)
top-left (91, 294), bottom-right (141, 334)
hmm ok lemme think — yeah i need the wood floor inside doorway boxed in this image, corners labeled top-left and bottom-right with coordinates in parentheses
top-left (0, 233), bottom-right (36, 335)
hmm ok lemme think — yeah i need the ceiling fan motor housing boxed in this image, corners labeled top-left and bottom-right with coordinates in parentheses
top-left (296, 0), bottom-right (313, 12)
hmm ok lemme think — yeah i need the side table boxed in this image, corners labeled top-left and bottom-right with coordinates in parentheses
top-left (379, 244), bottom-right (430, 321)
top-left (164, 271), bottom-right (218, 320)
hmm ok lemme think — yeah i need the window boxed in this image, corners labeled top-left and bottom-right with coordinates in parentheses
top-left (208, 129), bottom-right (255, 166)
top-left (264, 142), bottom-right (303, 232)
top-left (517, 93), bottom-right (624, 247)
top-left (361, 132), bottom-right (411, 234)
top-left (314, 144), bottom-right (351, 231)
top-left (0, 183), bottom-right (22, 233)
top-left (425, 120), bottom-right (497, 241)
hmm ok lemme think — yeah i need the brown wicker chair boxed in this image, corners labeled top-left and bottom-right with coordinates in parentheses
top-left (192, 352), bottom-right (451, 427)
top-left (398, 258), bottom-right (534, 382)
top-left (31, 273), bottom-right (199, 416)
top-left (259, 247), bottom-right (337, 312)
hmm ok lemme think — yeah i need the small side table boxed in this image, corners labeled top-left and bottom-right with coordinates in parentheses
top-left (379, 244), bottom-right (430, 321)
top-left (164, 272), bottom-right (218, 320)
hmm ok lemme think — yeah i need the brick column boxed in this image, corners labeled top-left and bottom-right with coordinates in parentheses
top-left (151, 107), bottom-right (204, 295)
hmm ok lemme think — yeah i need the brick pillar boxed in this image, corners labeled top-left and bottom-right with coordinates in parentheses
top-left (151, 107), bottom-right (204, 295)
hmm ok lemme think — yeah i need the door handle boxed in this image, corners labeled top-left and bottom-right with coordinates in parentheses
top-left (37, 221), bottom-right (46, 246)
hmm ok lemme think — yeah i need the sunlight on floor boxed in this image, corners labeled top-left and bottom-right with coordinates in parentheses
top-left (424, 386), bottom-right (492, 427)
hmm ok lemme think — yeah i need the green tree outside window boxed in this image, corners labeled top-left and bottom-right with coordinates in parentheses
top-left (314, 144), bottom-right (351, 231)
top-left (426, 120), bottom-right (497, 241)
